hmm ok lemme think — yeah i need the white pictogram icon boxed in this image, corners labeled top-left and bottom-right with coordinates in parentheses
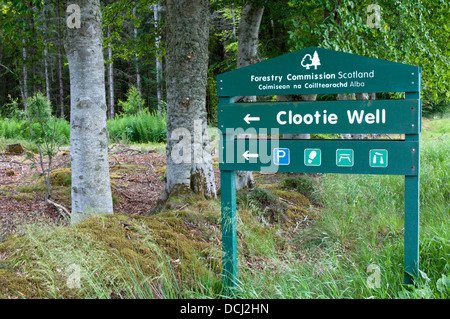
top-left (301, 50), bottom-right (321, 69)
top-left (369, 149), bottom-right (388, 167)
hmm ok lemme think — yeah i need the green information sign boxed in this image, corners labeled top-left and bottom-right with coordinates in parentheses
top-left (218, 47), bottom-right (420, 97)
top-left (218, 47), bottom-right (421, 296)
top-left (218, 99), bottom-right (420, 135)
top-left (219, 139), bottom-right (418, 175)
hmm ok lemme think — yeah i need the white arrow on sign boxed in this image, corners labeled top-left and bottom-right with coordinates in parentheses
top-left (243, 150), bottom-right (259, 160)
top-left (244, 114), bottom-right (260, 124)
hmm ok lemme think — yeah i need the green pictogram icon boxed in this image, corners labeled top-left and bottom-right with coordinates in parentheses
top-left (304, 149), bottom-right (321, 166)
top-left (336, 149), bottom-right (354, 167)
top-left (370, 149), bottom-right (388, 167)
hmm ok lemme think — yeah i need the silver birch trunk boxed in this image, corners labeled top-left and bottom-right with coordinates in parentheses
top-left (65, 0), bottom-right (113, 224)
top-left (153, 3), bottom-right (163, 114)
top-left (133, 7), bottom-right (141, 97)
top-left (163, 0), bottom-right (216, 200)
top-left (22, 39), bottom-right (28, 110)
top-left (235, 2), bottom-right (264, 190)
top-left (56, 0), bottom-right (65, 117)
top-left (107, 26), bottom-right (114, 119)
top-left (42, 3), bottom-right (51, 103)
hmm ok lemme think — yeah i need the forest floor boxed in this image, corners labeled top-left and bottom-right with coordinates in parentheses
top-left (0, 144), bottom-right (175, 238)
top-left (0, 142), bottom-right (281, 239)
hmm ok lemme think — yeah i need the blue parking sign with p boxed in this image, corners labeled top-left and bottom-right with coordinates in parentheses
top-left (274, 148), bottom-right (290, 165)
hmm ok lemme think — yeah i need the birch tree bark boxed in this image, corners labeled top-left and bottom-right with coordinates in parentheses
top-left (107, 25), bottom-right (115, 119)
top-left (133, 7), bottom-right (141, 97)
top-left (65, 0), bottom-right (113, 224)
top-left (151, 0), bottom-right (216, 214)
top-left (234, 1), bottom-right (264, 190)
top-left (153, 2), bottom-right (163, 115)
top-left (56, 0), bottom-right (65, 117)
top-left (42, 4), bottom-right (51, 103)
top-left (22, 39), bottom-right (28, 110)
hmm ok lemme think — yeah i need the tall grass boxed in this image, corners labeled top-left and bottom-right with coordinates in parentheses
top-left (0, 117), bottom-right (70, 145)
top-left (107, 110), bottom-right (166, 144)
top-left (0, 117), bottom-right (29, 140)
top-left (233, 133), bottom-right (449, 299)
top-left (0, 110), bottom-right (166, 146)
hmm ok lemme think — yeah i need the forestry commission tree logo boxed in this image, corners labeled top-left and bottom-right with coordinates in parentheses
top-left (301, 50), bottom-right (321, 69)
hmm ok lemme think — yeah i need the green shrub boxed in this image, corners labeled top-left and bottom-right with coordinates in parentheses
top-left (0, 95), bottom-right (26, 120)
top-left (27, 93), bottom-right (52, 122)
top-left (118, 86), bottom-right (145, 115)
top-left (107, 110), bottom-right (166, 143)
top-left (0, 118), bottom-right (29, 139)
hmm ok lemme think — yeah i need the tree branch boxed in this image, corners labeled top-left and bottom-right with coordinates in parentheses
top-left (47, 199), bottom-right (71, 221)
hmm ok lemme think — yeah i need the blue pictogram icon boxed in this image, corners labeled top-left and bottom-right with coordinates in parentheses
top-left (274, 148), bottom-right (290, 165)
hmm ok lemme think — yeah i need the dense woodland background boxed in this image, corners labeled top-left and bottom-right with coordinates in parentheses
top-left (1, 0), bottom-right (449, 121)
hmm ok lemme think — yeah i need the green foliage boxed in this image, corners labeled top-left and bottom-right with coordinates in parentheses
top-left (0, 117), bottom-right (29, 139)
top-left (27, 92), bottom-right (52, 122)
top-left (102, 0), bottom-right (162, 65)
top-left (0, 136), bottom-right (38, 153)
top-left (0, 95), bottom-right (26, 120)
top-left (423, 101), bottom-right (449, 117)
top-left (118, 86), bottom-right (146, 115)
top-left (0, 116), bottom-right (69, 143)
top-left (206, 68), bottom-right (218, 125)
top-left (0, 120), bottom-right (448, 299)
top-left (288, 0), bottom-right (450, 108)
top-left (107, 109), bottom-right (166, 144)
top-left (236, 130), bottom-right (449, 299)
top-left (419, 134), bottom-right (450, 208)
top-left (0, 93), bottom-right (70, 143)
top-left (26, 93), bottom-right (68, 146)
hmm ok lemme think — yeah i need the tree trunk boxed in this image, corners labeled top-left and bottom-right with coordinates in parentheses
top-left (107, 26), bottom-right (115, 119)
top-left (42, 1), bottom-right (51, 103)
top-left (133, 7), bottom-right (141, 97)
top-left (234, 1), bottom-right (264, 190)
top-left (65, 0), bottom-right (113, 224)
top-left (338, 93), bottom-right (370, 139)
top-left (153, 2), bottom-right (163, 114)
top-left (56, 0), bottom-right (65, 118)
top-left (22, 40), bottom-right (28, 110)
top-left (236, 2), bottom-right (264, 72)
top-left (154, 0), bottom-right (215, 212)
